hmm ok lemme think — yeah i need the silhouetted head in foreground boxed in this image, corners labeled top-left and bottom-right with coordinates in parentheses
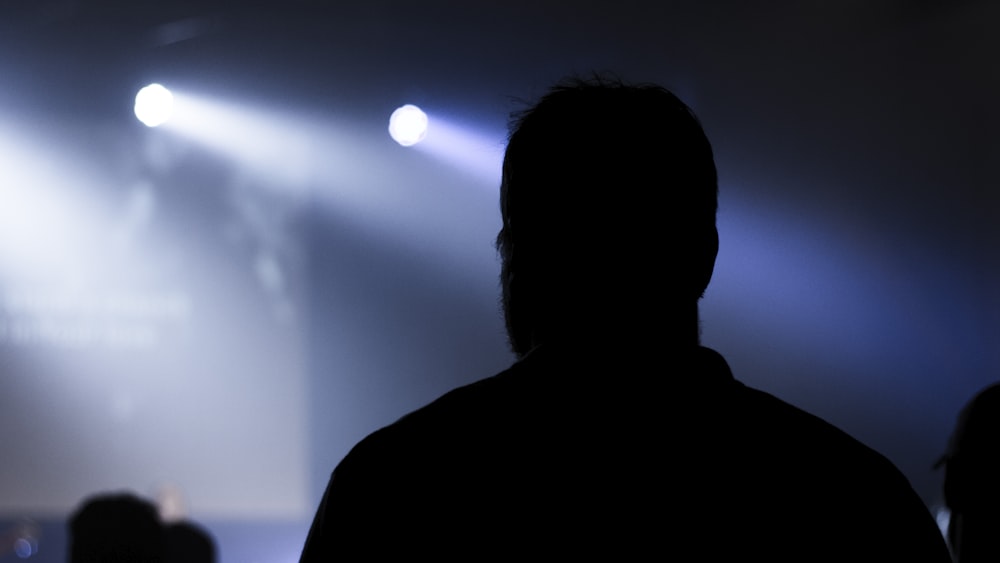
top-left (68, 492), bottom-right (164, 563)
top-left (939, 382), bottom-right (1000, 562)
top-left (497, 75), bottom-right (719, 358)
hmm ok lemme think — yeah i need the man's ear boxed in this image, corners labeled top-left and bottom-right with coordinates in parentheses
top-left (697, 226), bottom-right (719, 298)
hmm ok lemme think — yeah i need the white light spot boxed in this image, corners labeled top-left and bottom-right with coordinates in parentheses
top-left (388, 104), bottom-right (428, 147)
top-left (134, 83), bottom-right (174, 127)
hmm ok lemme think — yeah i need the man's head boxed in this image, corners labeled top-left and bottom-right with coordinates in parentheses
top-left (497, 75), bottom-right (719, 357)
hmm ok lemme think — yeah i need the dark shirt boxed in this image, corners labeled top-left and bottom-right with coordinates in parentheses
top-left (301, 345), bottom-right (951, 561)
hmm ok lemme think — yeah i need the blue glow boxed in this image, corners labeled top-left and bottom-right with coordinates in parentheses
top-left (160, 90), bottom-right (352, 191)
top-left (410, 113), bottom-right (504, 186)
top-left (14, 537), bottom-right (34, 558)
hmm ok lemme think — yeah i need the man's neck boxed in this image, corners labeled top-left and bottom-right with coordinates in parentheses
top-left (527, 309), bottom-right (702, 356)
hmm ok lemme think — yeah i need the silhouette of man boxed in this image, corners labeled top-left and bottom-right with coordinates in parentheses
top-left (938, 382), bottom-right (1000, 562)
top-left (300, 76), bottom-right (951, 560)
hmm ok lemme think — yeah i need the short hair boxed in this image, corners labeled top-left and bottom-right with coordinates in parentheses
top-left (497, 75), bottom-right (718, 355)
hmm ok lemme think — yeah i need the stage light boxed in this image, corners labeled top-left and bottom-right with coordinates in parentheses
top-left (135, 83), bottom-right (174, 127)
top-left (388, 104), bottom-right (428, 146)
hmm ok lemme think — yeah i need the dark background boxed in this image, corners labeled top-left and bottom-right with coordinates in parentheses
top-left (0, 0), bottom-right (997, 561)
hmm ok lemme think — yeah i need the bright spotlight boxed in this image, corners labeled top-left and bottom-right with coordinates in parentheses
top-left (388, 104), bottom-right (428, 147)
top-left (134, 83), bottom-right (174, 127)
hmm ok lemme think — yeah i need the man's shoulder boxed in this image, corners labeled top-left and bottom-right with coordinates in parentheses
top-left (346, 346), bottom-right (894, 471)
top-left (337, 360), bottom-right (530, 464)
top-left (726, 376), bottom-right (907, 485)
top-left (737, 383), bottom-right (879, 450)
top-left (696, 352), bottom-right (950, 560)
top-left (690, 348), bottom-right (887, 464)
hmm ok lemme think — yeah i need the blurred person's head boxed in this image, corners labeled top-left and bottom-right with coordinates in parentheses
top-left (164, 520), bottom-right (216, 563)
top-left (939, 383), bottom-right (1000, 562)
top-left (68, 491), bottom-right (164, 563)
